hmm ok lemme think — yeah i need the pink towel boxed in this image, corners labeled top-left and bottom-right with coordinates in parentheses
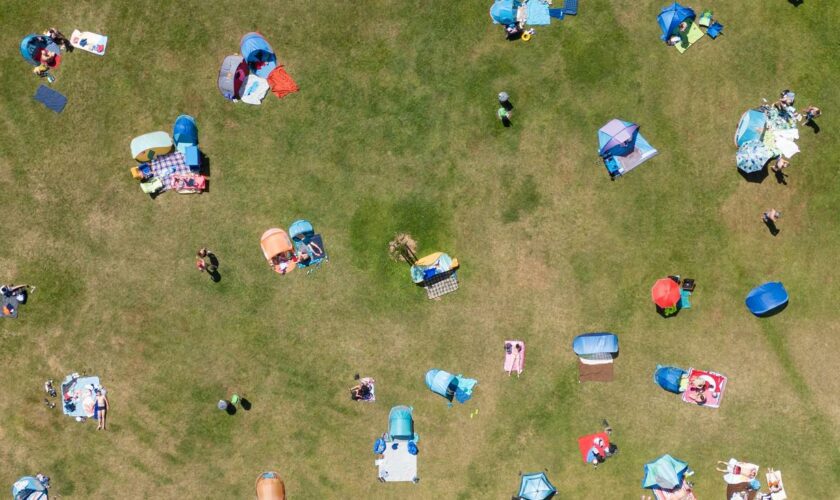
top-left (504, 340), bottom-right (525, 374)
top-left (681, 368), bottom-right (727, 409)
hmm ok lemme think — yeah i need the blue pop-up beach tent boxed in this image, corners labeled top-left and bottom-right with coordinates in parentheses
top-left (745, 282), bottom-right (788, 316)
top-left (240, 32), bottom-right (277, 78)
top-left (657, 3), bottom-right (696, 40)
top-left (425, 369), bottom-right (477, 404)
top-left (643, 454), bottom-right (691, 490)
top-left (12, 476), bottom-right (48, 500)
top-left (654, 365), bottom-right (687, 394)
top-left (573, 332), bottom-right (619, 356)
top-left (517, 472), bottom-right (556, 500)
top-left (735, 109), bottom-right (768, 147)
top-left (490, 0), bottom-right (518, 25)
top-left (387, 405), bottom-right (417, 441)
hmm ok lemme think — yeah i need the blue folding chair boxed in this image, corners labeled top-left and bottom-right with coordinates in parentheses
top-left (706, 22), bottom-right (723, 39)
top-left (563, 0), bottom-right (578, 15)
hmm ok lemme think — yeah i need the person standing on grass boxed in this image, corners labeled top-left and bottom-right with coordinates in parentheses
top-left (196, 248), bottom-right (218, 274)
top-left (762, 209), bottom-right (781, 236)
top-left (802, 105), bottom-right (821, 123)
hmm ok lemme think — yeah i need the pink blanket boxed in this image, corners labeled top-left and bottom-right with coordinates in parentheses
top-left (504, 340), bottom-right (525, 374)
top-left (681, 368), bottom-right (727, 408)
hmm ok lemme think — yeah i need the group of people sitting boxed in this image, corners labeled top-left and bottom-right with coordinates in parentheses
top-left (32, 28), bottom-right (72, 78)
top-left (350, 376), bottom-right (375, 401)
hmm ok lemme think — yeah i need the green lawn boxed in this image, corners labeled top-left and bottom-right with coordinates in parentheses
top-left (1, 1), bottom-right (839, 498)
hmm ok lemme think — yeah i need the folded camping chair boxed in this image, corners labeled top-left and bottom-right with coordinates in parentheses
top-left (706, 22), bottom-right (723, 39)
top-left (563, 0), bottom-right (578, 16)
top-left (698, 10), bottom-right (713, 28)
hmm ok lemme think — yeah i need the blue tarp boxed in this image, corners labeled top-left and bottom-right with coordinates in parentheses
top-left (490, 0), bottom-right (518, 25)
top-left (572, 333), bottom-right (619, 356)
top-left (425, 369), bottom-right (477, 404)
top-left (12, 476), bottom-right (47, 500)
top-left (657, 3), bottom-right (696, 40)
top-left (239, 32), bottom-right (277, 78)
top-left (527, 1), bottom-right (551, 25)
top-left (518, 472), bottom-right (556, 500)
top-left (735, 109), bottom-right (768, 147)
top-left (643, 454), bottom-right (690, 490)
top-left (388, 405), bottom-right (415, 440)
top-left (654, 365), bottom-right (687, 394)
top-left (745, 282), bottom-right (788, 316)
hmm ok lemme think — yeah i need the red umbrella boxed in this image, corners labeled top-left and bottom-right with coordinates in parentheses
top-left (651, 278), bottom-right (681, 308)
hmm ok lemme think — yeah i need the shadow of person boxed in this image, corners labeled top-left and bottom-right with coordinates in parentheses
top-left (763, 219), bottom-right (780, 236)
top-left (225, 404), bottom-right (237, 415)
top-left (208, 253), bottom-right (219, 268)
top-left (774, 170), bottom-right (788, 185)
top-left (502, 100), bottom-right (514, 112)
top-left (805, 120), bottom-right (820, 134)
top-left (240, 398), bottom-right (252, 411)
top-left (209, 270), bottom-right (222, 283)
top-left (502, 116), bottom-right (512, 128)
top-left (788, 0), bottom-right (804, 6)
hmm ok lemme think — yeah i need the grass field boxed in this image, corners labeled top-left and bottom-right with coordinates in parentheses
top-left (1, 1), bottom-right (839, 498)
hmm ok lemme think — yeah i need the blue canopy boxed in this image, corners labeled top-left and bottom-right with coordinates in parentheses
top-left (239, 32), bottom-right (277, 78)
top-left (20, 34), bottom-right (49, 66)
top-left (745, 282), bottom-right (788, 316)
top-left (388, 405), bottom-right (415, 440)
top-left (425, 369), bottom-right (477, 403)
top-left (643, 454), bottom-right (690, 490)
top-left (735, 109), bottom-right (768, 147)
top-left (490, 0), bottom-right (518, 25)
top-left (289, 219), bottom-right (314, 240)
top-left (654, 365), bottom-right (687, 394)
top-left (573, 332), bottom-right (619, 356)
top-left (517, 472), bottom-right (556, 500)
top-left (657, 3), bottom-right (696, 40)
top-left (12, 476), bottom-right (47, 500)
top-left (737, 140), bottom-right (774, 173)
top-left (172, 115), bottom-right (198, 153)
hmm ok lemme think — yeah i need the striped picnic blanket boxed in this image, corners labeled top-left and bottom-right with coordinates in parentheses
top-left (150, 152), bottom-right (190, 192)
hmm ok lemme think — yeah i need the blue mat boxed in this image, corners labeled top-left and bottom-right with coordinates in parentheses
top-left (527, 1), bottom-right (551, 25)
top-left (564, 0), bottom-right (578, 15)
top-left (34, 85), bottom-right (67, 113)
top-left (549, 8), bottom-right (565, 19)
top-left (680, 290), bottom-right (692, 309)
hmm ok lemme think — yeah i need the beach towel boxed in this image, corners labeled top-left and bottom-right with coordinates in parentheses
top-left (577, 433), bottom-right (610, 463)
top-left (376, 440), bottom-right (418, 482)
top-left (267, 66), bottom-right (299, 99)
top-left (652, 480), bottom-right (696, 500)
top-left (504, 340), bottom-right (526, 374)
top-left (675, 22), bottom-right (704, 53)
top-left (240, 75), bottom-right (270, 105)
top-left (70, 30), bottom-right (108, 55)
top-left (766, 469), bottom-right (787, 500)
top-left (33, 85), bottom-right (67, 113)
top-left (526, 1), bottom-right (551, 25)
top-left (1, 296), bottom-right (19, 318)
top-left (680, 290), bottom-right (691, 309)
top-left (578, 360), bottom-right (613, 382)
top-left (681, 368), bottom-right (726, 408)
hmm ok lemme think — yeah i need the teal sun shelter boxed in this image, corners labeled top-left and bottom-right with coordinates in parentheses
top-left (12, 476), bottom-right (48, 500)
top-left (517, 472), bottom-right (557, 500)
top-left (424, 369), bottom-right (477, 404)
top-left (643, 454), bottom-right (691, 490)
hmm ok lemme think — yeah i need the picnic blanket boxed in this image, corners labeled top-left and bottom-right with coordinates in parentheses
top-left (578, 360), bottom-right (614, 382)
top-left (376, 440), bottom-right (418, 482)
top-left (681, 368), bottom-right (727, 408)
top-left (60, 374), bottom-right (101, 418)
top-left (675, 22), bottom-right (704, 53)
top-left (1, 296), bottom-right (19, 318)
top-left (504, 340), bottom-right (525, 374)
top-left (70, 30), bottom-right (108, 55)
top-left (652, 479), bottom-right (696, 500)
top-left (33, 85), bottom-right (67, 113)
top-left (526, 1), bottom-right (551, 25)
top-left (577, 433), bottom-right (610, 463)
top-left (150, 152), bottom-right (190, 192)
top-left (424, 271), bottom-right (459, 299)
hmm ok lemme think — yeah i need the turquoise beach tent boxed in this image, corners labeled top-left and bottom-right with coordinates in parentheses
top-left (517, 472), bottom-right (556, 500)
top-left (240, 32), bottom-right (277, 79)
top-left (172, 115), bottom-right (198, 154)
top-left (387, 405), bottom-right (418, 441)
top-left (642, 454), bottom-right (690, 490)
top-left (490, 0), bottom-right (518, 25)
top-left (745, 282), bottom-right (788, 316)
top-left (424, 369), bottom-right (477, 404)
top-left (12, 476), bottom-right (47, 500)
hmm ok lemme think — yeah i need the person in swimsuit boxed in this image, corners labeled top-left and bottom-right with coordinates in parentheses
top-left (507, 343), bottom-right (523, 377)
top-left (95, 389), bottom-right (109, 430)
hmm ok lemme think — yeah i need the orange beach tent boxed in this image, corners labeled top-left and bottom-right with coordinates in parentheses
top-left (255, 471), bottom-right (286, 500)
top-left (260, 228), bottom-right (296, 274)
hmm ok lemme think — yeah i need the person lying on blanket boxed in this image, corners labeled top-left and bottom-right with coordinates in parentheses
top-left (685, 376), bottom-right (708, 405)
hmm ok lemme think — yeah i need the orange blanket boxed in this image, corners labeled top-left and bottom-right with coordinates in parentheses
top-left (267, 66), bottom-right (299, 99)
